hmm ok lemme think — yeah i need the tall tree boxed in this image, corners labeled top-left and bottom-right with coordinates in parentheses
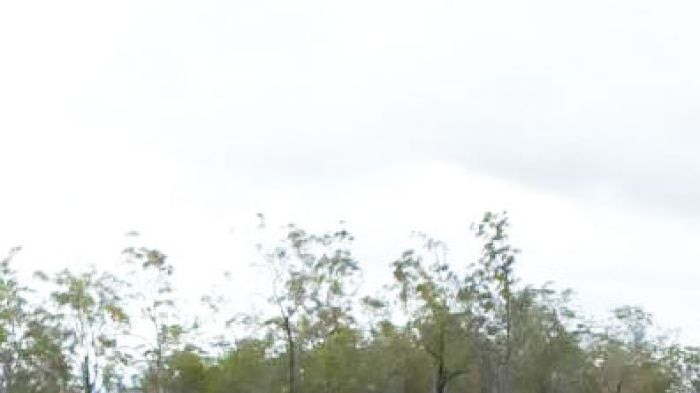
top-left (508, 287), bottom-right (592, 393)
top-left (392, 235), bottom-right (473, 393)
top-left (0, 247), bottom-right (70, 393)
top-left (122, 244), bottom-right (182, 393)
top-left (470, 211), bottom-right (519, 393)
top-left (41, 268), bottom-right (130, 393)
top-left (587, 306), bottom-right (675, 393)
top-left (259, 221), bottom-right (360, 393)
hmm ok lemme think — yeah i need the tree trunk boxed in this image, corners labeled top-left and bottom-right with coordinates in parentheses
top-left (435, 322), bottom-right (447, 393)
top-left (2, 358), bottom-right (12, 393)
top-left (82, 355), bottom-right (92, 393)
top-left (284, 316), bottom-right (296, 393)
top-left (500, 290), bottom-right (512, 393)
top-left (435, 359), bottom-right (446, 393)
top-left (155, 329), bottom-right (163, 393)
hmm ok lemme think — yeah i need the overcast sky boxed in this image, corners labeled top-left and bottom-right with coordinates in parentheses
top-left (2, 0), bottom-right (700, 343)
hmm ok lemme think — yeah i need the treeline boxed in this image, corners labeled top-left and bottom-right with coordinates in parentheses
top-left (1, 212), bottom-right (699, 393)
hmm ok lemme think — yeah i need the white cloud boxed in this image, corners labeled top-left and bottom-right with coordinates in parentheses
top-left (1, 0), bottom-right (700, 343)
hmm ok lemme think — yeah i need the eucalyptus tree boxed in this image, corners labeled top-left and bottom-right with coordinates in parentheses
top-left (586, 306), bottom-right (675, 393)
top-left (392, 235), bottom-right (473, 393)
top-left (122, 244), bottom-right (183, 393)
top-left (0, 247), bottom-right (70, 393)
top-left (0, 246), bottom-right (26, 392)
top-left (39, 268), bottom-right (130, 393)
top-left (0, 246), bottom-right (33, 393)
top-left (508, 287), bottom-right (593, 393)
top-left (469, 211), bottom-right (519, 393)
top-left (259, 222), bottom-right (361, 393)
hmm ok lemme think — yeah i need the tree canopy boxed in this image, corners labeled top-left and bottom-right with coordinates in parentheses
top-left (0, 212), bottom-right (696, 393)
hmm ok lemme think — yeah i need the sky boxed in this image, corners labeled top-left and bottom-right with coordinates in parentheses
top-left (1, 0), bottom-right (700, 343)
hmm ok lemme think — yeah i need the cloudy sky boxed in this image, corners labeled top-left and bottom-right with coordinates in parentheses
top-left (1, 0), bottom-right (700, 342)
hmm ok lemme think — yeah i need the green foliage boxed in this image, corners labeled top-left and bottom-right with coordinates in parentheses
top-left (256, 221), bottom-right (361, 393)
top-left (123, 244), bottom-right (184, 393)
top-left (1, 213), bottom-right (696, 393)
top-left (0, 247), bottom-right (71, 393)
top-left (158, 350), bottom-right (207, 393)
top-left (42, 267), bottom-right (130, 393)
top-left (391, 235), bottom-right (472, 393)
